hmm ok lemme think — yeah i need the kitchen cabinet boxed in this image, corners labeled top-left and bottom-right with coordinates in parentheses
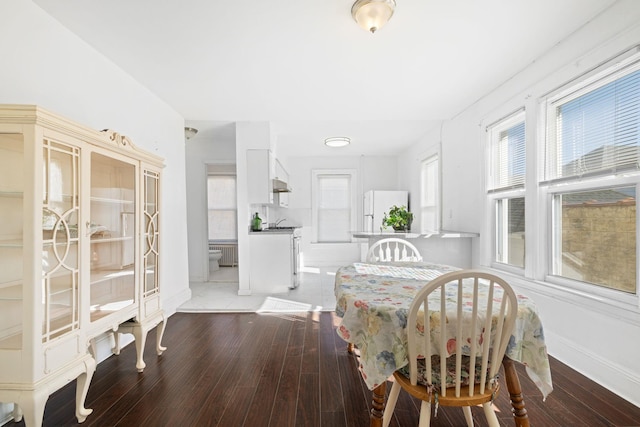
top-left (274, 159), bottom-right (290, 208)
top-left (0, 105), bottom-right (166, 426)
top-left (246, 149), bottom-right (274, 205)
top-left (275, 191), bottom-right (289, 208)
top-left (274, 158), bottom-right (288, 183)
top-left (249, 231), bottom-right (296, 293)
top-left (247, 150), bottom-right (291, 207)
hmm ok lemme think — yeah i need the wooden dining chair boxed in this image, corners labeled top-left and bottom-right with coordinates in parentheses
top-left (382, 270), bottom-right (518, 427)
top-left (366, 238), bottom-right (423, 262)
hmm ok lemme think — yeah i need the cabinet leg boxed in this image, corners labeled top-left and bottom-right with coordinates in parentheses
top-left (132, 326), bottom-right (147, 372)
top-left (112, 331), bottom-right (121, 355)
top-left (156, 318), bottom-right (167, 355)
top-left (18, 389), bottom-right (47, 427)
top-left (75, 357), bottom-right (96, 423)
top-left (115, 313), bottom-right (167, 372)
top-left (12, 403), bottom-right (23, 422)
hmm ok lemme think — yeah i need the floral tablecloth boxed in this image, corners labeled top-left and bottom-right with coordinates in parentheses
top-left (334, 262), bottom-right (553, 399)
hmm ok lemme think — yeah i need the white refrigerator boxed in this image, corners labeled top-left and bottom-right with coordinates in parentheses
top-left (363, 190), bottom-right (409, 232)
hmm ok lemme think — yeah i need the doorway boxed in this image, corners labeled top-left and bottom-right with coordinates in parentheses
top-left (206, 164), bottom-right (239, 283)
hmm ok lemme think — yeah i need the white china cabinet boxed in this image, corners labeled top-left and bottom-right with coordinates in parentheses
top-left (0, 105), bottom-right (166, 426)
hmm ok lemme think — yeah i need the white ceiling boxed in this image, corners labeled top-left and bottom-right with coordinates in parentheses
top-left (34, 0), bottom-right (616, 156)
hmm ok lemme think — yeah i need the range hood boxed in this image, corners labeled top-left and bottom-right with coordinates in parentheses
top-left (272, 178), bottom-right (292, 193)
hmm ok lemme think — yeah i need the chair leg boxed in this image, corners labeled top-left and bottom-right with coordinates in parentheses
top-left (418, 400), bottom-right (432, 427)
top-left (483, 402), bottom-right (500, 427)
top-left (382, 382), bottom-right (401, 427)
top-left (462, 406), bottom-right (474, 426)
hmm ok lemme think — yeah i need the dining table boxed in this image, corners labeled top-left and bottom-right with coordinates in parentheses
top-left (334, 262), bottom-right (553, 427)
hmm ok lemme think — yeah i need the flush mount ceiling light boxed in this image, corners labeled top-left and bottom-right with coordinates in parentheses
top-left (324, 137), bottom-right (351, 148)
top-left (351, 0), bottom-right (396, 33)
top-left (184, 127), bottom-right (198, 140)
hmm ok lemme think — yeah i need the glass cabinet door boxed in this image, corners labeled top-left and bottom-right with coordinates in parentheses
top-left (143, 170), bottom-right (159, 297)
top-left (42, 139), bottom-right (81, 342)
top-left (0, 134), bottom-right (24, 350)
top-left (89, 152), bottom-right (136, 322)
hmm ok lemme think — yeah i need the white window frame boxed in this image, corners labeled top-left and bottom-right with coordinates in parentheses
top-left (206, 173), bottom-right (237, 241)
top-left (538, 50), bottom-right (640, 302)
top-left (420, 154), bottom-right (440, 233)
top-left (543, 54), bottom-right (640, 184)
top-left (486, 110), bottom-right (527, 273)
top-left (311, 169), bottom-right (358, 243)
top-left (540, 178), bottom-right (639, 306)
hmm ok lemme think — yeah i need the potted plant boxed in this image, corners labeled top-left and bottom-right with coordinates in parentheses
top-left (382, 205), bottom-right (413, 231)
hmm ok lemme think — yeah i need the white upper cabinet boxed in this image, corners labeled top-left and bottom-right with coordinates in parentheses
top-left (247, 149), bottom-right (291, 207)
top-left (246, 149), bottom-right (274, 205)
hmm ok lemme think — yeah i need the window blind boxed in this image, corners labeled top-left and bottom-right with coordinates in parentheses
top-left (488, 115), bottom-right (526, 191)
top-left (316, 175), bottom-right (351, 242)
top-left (546, 67), bottom-right (640, 181)
top-left (207, 175), bottom-right (237, 240)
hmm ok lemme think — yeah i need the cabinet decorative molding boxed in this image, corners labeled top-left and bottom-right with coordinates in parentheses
top-left (101, 129), bottom-right (133, 148)
top-left (0, 105), bottom-right (166, 426)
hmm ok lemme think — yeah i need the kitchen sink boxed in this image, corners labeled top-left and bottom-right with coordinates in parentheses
top-left (263, 226), bottom-right (298, 231)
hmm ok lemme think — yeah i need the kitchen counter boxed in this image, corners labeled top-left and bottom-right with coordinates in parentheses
top-left (352, 230), bottom-right (478, 239)
top-left (249, 226), bottom-right (301, 235)
top-left (353, 230), bottom-right (477, 267)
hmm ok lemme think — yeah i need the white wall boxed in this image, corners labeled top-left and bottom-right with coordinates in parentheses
top-left (282, 154), bottom-right (400, 266)
top-left (0, 0), bottom-right (191, 420)
top-left (185, 133), bottom-right (236, 282)
top-left (399, 1), bottom-right (640, 406)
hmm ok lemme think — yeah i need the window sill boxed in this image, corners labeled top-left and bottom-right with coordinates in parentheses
top-left (483, 267), bottom-right (640, 326)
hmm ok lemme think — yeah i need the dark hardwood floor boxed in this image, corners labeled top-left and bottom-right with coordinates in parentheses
top-left (5, 312), bottom-right (640, 427)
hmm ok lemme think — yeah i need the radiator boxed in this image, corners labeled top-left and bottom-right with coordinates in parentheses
top-left (208, 243), bottom-right (237, 267)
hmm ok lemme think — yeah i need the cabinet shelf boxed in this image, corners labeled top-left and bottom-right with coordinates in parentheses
top-left (90, 196), bottom-right (135, 205)
top-left (90, 301), bottom-right (134, 322)
top-left (90, 235), bottom-right (133, 244)
top-left (90, 266), bottom-right (135, 286)
top-left (0, 332), bottom-right (21, 350)
top-left (0, 282), bottom-right (22, 299)
top-left (43, 305), bottom-right (79, 341)
top-left (45, 194), bottom-right (77, 203)
top-left (43, 240), bottom-right (79, 249)
top-left (47, 282), bottom-right (76, 298)
top-left (0, 191), bottom-right (23, 198)
top-left (0, 238), bottom-right (23, 248)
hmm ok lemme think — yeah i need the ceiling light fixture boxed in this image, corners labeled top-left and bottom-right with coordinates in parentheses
top-left (184, 127), bottom-right (198, 140)
top-left (351, 0), bottom-right (396, 34)
top-left (324, 137), bottom-right (351, 148)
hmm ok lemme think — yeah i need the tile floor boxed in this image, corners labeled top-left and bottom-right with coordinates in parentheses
top-left (177, 265), bottom-right (340, 313)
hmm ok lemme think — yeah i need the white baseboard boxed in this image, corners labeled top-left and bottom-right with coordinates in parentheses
top-left (545, 330), bottom-right (640, 407)
top-left (162, 286), bottom-right (192, 315)
top-left (93, 331), bottom-right (129, 364)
